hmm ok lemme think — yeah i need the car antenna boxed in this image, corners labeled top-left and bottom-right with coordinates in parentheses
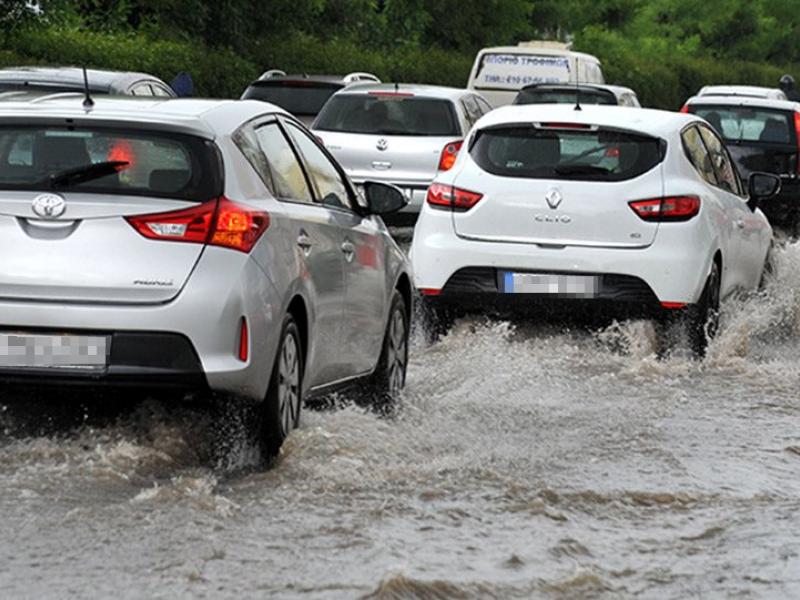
top-left (394, 81), bottom-right (399, 92)
top-left (82, 66), bottom-right (94, 109)
top-left (574, 57), bottom-right (582, 111)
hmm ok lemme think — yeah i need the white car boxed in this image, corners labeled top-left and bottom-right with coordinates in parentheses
top-left (695, 85), bottom-right (787, 101)
top-left (411, 104), bottom-right (780, 353)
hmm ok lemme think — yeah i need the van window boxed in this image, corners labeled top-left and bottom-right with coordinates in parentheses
top-left (473, 53), bottom-right (571, 91)
top-left (470, 126), bottom-right (663, 181)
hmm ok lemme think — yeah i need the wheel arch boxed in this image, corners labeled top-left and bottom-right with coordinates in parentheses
top-left (286, 294), bottom-right (309, 363)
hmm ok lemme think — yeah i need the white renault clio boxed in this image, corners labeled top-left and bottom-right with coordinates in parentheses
top-left (411, 104), bottom-right (780, 353)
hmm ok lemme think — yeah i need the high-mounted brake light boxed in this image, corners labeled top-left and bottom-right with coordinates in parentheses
top-left (540, 122), bottom-right (592, 129)
top-left (127, 197), bottom-right (270, 253)
top-left (679, 104), bottom-right (690, 114)
top-left (368, 91), bottom-right (414, 98)
top-left (438, 140), bottom-right (462, 171)
top-left (629, 196), bottom-right (700, 222)
top-left (426, 183), bottom-right (483, 211)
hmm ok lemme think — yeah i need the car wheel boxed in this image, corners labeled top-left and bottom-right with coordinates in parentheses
top-left (365, 290), bottom-right (408, 409)
top-left (759, 243), bottom-right (775, 290)
top-left (261, 314), bottom-right (303, 459)
top-left (688, 261), bottom-right (721, 357)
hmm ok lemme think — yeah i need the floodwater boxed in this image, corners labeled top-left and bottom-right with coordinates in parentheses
top-left (2, 242), bottom-right (800, 599)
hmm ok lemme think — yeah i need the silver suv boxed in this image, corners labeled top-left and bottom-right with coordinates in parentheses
top-left (312, 84), bottom-right (493, 223)
top-left (0, 95), bottom-right (411, 457)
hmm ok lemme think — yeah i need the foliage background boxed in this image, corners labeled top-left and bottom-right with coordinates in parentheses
top-left (1, 0), bottom-right (798, 108)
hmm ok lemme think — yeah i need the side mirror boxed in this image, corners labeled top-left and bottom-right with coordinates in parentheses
top-left (747, 172), bottom-right (781, 210)
top-left (362, 181), bottom-right (407, 215)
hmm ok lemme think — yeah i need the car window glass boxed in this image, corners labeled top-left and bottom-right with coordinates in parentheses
top-left (233, 125), bottom-right (275, 193)
top-left (254, 122), bottom-right (312, 202)
top-left (698, 125), bottom-right (739, 193)
top-left (151, 84), bottom-right (172, 97)
top-left (130, 83), bottom-right (154, 96)
top-left (475, 96), bottom-right (493, 114)
top-left (461, 96), bottom-right (481, 127)
top-left (285, 122), bottom-right (351, 210)
top-left (682, 126), bottom-right (717, 185)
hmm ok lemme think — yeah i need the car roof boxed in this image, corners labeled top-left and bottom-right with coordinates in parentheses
top-left (685, 93), bottom-right (800, 111)
top-left (519, 83), bottom-right (636, 98)
top-left (697, 85), bottom-right (786, 100)
top-left (0, 95), bottom-right (288, 138)
top-left (475, 104), bottom-right (693, 138)
top-left (475, 46), bottom-right (600, 63)
top-left (0, 66), bottom-right (171, 93)
top-left (332, 83), bottom-right (471, 101)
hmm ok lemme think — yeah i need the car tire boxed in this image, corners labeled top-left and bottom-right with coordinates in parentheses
top-left (261, 314), bottom-right (303, 459)
top-left (688, 261), bottom-right (721, 357)
top-left (421, 297), bottom-right (454, 344)
top-left (759, 243), bottom-right (775, 290)
top-left (364, 289), bottom-right (408, 410)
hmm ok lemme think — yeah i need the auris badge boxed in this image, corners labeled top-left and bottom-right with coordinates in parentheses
top-left (376, 138), bottom-right (388, 151)
top-left (31, 193), bottom-right (66, 219)
top-left (545, 187), bottom-right (563, 210)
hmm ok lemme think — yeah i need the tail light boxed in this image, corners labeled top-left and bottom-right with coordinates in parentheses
top-left (794, 111), bottom-right (800, 174)
top-left (426, 183), bottom-right (483, 211)
top-left (679, 104), bottom-right (690, 113)
top-left (238, 317), bottom-right (249, 362)
top-left (438, 140), bottom-right (463, 171)
top-left (127, 197), bottom-right (270, 253)
top-left (629, 196), bottom-right (700, 222)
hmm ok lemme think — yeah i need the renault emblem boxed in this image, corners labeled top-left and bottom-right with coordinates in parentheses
top-left (31, 193), bottom-right (66, 219)
top-left (376, 138), bottom-right (388, 151)
top-left (545, 187), bottom-right (563, 209)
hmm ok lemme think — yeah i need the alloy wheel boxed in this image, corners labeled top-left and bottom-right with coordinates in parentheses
top-left (278, 331), bottom-right (300, 437)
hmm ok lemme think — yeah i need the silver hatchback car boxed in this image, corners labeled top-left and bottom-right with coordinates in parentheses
top-left (0, 95), bottom-right (412, 457)
top-left (312, 84), bottom-right (493, 223)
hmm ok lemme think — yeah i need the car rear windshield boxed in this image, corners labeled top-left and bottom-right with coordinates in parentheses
top-left (515, 88), bottom-right (616, 106)
top-left (313, 93), bottom-right (460, 136)
top-left (470, 125), bottom-right (663, 181)
top-left (0, 125), bottom-right (222, 200)
top-left (691, 104), bottom-right (796, 144)
top-left (242, 81), bottom-right (341, 116)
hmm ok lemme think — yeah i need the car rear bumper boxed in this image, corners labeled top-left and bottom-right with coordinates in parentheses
top-left (411, 220), bottom-right (712, 306)
top-left (0, 248), bottom-right (283, 402)
top-left (0, 332), bottom-right (208, 392)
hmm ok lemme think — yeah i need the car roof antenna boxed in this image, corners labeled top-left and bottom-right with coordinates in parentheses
top-left (82, 66), bottom-right (94, 109)
top-left (574, 57), bottom-right (582, 111)
top-left (394, 81), bottom-right (399, 92)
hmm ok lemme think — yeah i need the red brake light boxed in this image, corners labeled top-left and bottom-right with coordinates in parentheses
top-left (629, 196), bottom-right (700, 222)
top-left (679, 104), bottom-right (690, 114)
top-left (794, 111), bottom-right (800, 174)
top-left (426, 183), bottom-right (483, 211)
top-left (127, 197), bottom-right (270, 253)
top-left (438, 140), bottom-right (462, 171)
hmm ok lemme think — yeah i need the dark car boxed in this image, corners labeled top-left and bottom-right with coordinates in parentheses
top-left (240, 70), bottom-right (380, 127)
top-left (513, 83), bottom-right (640, 107)
top-left (0, 67), bottom-right (176, 97)
top-left (682, 92), bottom-right (800, 230)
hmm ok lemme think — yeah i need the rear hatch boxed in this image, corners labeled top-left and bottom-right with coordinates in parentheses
top-left (689, 103), bottom-right (798, 178)
top-left (451, 123), bottom-right (665, 247)
top-left (313, 92), bottom-right (463, 187)
top-left (242, 80), bottom-right (342, 126)
top-left (0, 124), bottom-right (222, 303)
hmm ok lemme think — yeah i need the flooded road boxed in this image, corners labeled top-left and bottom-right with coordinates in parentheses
top-left (2, 243), bottom-right (800, 599)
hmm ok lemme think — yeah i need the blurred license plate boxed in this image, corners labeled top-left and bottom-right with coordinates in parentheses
top-left (0, 333), bottom-right (108, 369)
top-left (502, 272), bottom-right (598, 297)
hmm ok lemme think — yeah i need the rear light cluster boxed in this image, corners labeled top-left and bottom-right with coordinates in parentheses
top-left (438, 140), bottom-right (462, 171)
top-left (679, 104), bottom-right (690, 114)
top-left (127, 197), bottom-right (269, 253)
top-left (426, 183), bottom-right (483, 211)
top-left (794, 111), bottom-right (800, 174)
top-left (629, 196), bottom-right (700, 222)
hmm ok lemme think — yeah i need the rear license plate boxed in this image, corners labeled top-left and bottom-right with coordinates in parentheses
top-left (0, 333), bottom-right (108, 369)
top-left (501, 272), bottom-right (599, 297)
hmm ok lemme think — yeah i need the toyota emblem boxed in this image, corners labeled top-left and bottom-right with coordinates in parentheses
top-left (31, 193), bottom-right (66, 219)
top-left (545, 187), bottom-right (563, 209)
top-left (376, 138), bottom-right (388, 151)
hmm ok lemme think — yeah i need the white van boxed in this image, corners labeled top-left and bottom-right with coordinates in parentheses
top-left (467, 41), bottom-right (604, 108)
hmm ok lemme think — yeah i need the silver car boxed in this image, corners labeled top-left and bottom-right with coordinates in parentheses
top-left (0, 95), bottom-right (412, 458)
top-left (312, 84), bottom-right (493, 223)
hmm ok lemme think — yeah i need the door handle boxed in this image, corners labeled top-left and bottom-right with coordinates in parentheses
top-left (735, 219), bottom-right (745, 229)
top-left (297, 231), bottom-right (313, 254)
top-left (341, 240), bottom-right (355, 263)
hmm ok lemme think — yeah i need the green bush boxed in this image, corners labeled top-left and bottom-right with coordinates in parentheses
top-left (3, 27), bottom-right (259, 98)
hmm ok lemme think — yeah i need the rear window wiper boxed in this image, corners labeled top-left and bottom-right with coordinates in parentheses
top-left (554, 165), bottom-right (613, 176)
top-left (43, 160), bottom-right (130, 189)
